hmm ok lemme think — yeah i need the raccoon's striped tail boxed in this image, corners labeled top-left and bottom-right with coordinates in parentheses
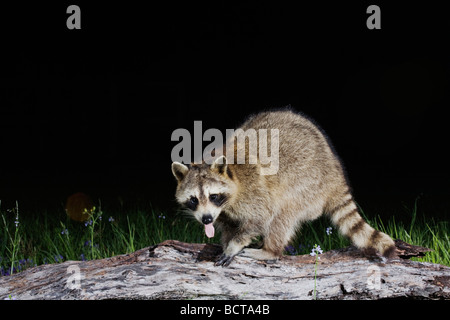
top-left (326, 193), bottom-right (396, 257)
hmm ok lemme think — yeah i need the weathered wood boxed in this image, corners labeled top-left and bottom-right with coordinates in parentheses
top-left (0, 240), bottom-right (449, 300)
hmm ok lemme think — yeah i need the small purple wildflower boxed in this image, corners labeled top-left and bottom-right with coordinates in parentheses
top-left (310, 244), bottom-right (323, 259)
top-left (108, 216), bottom-right (114, 223)
top-left (61, 229), bottom-right (69, 235)
top-left (326, 227), bottom-right (332, 236)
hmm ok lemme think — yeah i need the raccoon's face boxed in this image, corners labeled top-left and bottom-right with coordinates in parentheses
top-left (171, 156), bottom-right (236, 226)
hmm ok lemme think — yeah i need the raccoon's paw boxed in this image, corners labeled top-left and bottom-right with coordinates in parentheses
top-left (215, 253), bottom-right (236, 267)
top-left (240, 248), bottom-right (278, 262)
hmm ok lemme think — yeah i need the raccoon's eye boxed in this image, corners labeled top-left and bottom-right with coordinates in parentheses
top-left (184, 196), bottom-right (199, 210)
top-left (209, 193), bottom-right (226, 207)
top-left (189, 197), bottom-right (199, 205)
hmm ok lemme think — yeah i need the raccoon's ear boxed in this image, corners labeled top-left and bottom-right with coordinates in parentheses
top-left (211, 155), bottom-right (227, 175)
top-left (172, 162), bottom-right (189, 182)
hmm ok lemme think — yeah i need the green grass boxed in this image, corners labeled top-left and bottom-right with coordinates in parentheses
top-left (287, 202), bottom-right (449, 266)
top-left (0, 203), bottom-right (215, 276)
top-left (0, 200), bottom-right (449, 277)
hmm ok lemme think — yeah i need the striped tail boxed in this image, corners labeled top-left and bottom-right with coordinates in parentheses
top-left (327, 193), bottom-right (396, 257)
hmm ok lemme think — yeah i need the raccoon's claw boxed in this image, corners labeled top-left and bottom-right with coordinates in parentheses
top-left (215, 253), bottom-right (235, 267)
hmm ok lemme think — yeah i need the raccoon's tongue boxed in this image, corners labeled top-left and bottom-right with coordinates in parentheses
top-left (204, 223), bottom-right (215, 238)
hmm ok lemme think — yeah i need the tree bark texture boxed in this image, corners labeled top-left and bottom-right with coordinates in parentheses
top-left (0, 240), bottom-right (449, 300)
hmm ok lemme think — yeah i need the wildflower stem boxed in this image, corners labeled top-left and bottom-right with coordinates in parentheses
top-left (328, 231), bottom-right (331, 251)
top-left (313, 254), bottom-right (318, 299)
top-left (310, 243), bottom-right (322, 300)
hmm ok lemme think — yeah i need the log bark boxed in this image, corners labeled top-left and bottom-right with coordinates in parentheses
top-left (1, 240), bottom-right (449, 300)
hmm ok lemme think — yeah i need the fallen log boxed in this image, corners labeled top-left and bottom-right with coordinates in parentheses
top-left (0, 240), bottom-right (449, 300)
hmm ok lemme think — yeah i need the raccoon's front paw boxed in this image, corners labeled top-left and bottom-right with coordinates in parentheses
top-left (214, 253), bottom-right (235, 267)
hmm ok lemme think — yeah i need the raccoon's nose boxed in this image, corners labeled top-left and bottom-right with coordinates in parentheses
top-left (201, 214), bottom-right (213, 225)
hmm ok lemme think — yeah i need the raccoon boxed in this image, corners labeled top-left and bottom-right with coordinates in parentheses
top-left (171, 109), bottom-right (396, 266)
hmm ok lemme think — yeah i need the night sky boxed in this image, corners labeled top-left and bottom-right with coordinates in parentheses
top-left (0, 2), bottom-right (449, 219)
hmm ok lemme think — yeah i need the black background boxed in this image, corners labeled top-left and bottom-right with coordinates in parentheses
top-left (0, 2), bottom-right (449, 220)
